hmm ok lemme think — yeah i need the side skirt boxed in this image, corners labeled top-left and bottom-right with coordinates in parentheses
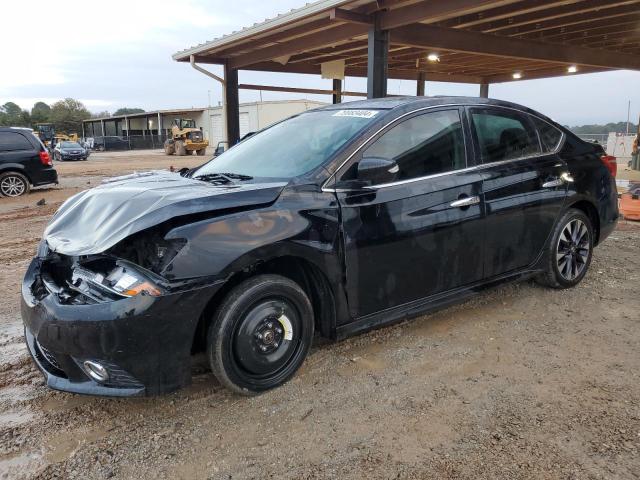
top-left (334, 268), bottom-right (539, 340)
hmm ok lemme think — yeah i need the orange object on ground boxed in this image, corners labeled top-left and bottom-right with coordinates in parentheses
top-left (620, 193), bottom-right (640, 221)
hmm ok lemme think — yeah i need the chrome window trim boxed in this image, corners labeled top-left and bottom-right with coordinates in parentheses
top-left (321, 103), bottom-right (564, 193)
top-left (328, 152), bottom-right (549, 191)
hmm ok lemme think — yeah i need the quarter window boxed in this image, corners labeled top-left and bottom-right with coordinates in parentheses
top-left (471, 109), bottom-right (540, 163)
top-left (0, 132), bottom-right (33, 152)
top-left (531, 116), bottom-right (563, 153)
top-left (361, 109), bottom-right (466, 181)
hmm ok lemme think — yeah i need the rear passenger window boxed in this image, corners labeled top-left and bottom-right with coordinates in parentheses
top-left (531, 116), bottom-right (563, 152)
top-left (362, 109), bottom-right (466, 181)
top-left (470, 109), bottom-right (540, 163)
top-left (0, 132), bottom-right (33, 152)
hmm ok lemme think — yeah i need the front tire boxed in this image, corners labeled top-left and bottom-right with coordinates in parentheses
top-left (175, 140), bottom-right (187, 156)
top-left (536, 208), bottom-right (593, 289)
top-left (207, 274), bottom-right (314, 395)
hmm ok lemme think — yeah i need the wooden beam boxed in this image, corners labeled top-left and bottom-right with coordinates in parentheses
top-left (519, 15), bottom-right (640, 41)
top-left (329, 8), bottom-right (373, 25)
top-left (495, 3), bottom-right (640, 37)
top-left (485, 65), bottom-right (608, 83)
top-left (545, 24), bottom-right (640, 43)
top-left (228, 23), bottom-right (368, 69)
top-left (438, 0), bottom-right (582, 29)
top-left (481, 0), bottom-right (640, 34)
top-left (380, 0), bottom-right (521, 30)
top-left (390, 23), bottom-right (640, 70)
top-left (238, 83), bottom-right (366, 97)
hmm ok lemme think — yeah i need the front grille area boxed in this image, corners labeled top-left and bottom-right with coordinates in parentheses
top-left (34, 339), bottom-right (67, 378)
top-left (189, 131), bottom-right (203, 142)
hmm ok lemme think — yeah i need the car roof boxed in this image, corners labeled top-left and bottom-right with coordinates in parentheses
top-left (318, 96), bottom-right (562, 129)
top-left (317, 95), bottom-right (552, 121)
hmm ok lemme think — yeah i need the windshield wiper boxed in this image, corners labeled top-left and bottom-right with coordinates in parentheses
top-left (220, 172), bottom-right (253, 181)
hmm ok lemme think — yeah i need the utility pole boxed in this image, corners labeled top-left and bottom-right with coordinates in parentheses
top-left (626, 100), bottom-right (631, 135)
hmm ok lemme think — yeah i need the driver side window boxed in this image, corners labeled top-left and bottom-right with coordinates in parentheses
top-left (357, 109), bottom-right (466, 183)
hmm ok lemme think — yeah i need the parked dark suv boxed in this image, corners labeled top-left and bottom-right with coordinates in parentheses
top-left (0, 128), bottom-right (58, 197)
top-left (21, 97), bottom-right (618, 397)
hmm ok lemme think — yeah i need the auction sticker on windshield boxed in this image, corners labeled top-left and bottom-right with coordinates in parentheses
top-left (332, 110), bottom-right (379, 119)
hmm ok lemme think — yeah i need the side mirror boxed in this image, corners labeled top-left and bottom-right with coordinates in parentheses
top-left (357, 157), bottom-right (399, 185)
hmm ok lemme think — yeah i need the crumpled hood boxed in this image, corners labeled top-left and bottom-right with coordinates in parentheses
top-left (44, 171), bottom-right (287, 256)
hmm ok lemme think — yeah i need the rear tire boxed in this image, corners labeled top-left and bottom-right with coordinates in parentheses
top-left (535, 208), bottom-right (593, 289)
top-left (0, 172), bottom-right (30, 197)
top-left (196, 148), bottom-right (206, 156)
top-left (207, 274), bottom-right (314, 395)
top-left (175, 140), bottom-right (187, 156)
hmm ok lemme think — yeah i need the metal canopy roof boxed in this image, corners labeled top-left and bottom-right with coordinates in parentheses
top-left (173, 0), bottom-right (640, 84)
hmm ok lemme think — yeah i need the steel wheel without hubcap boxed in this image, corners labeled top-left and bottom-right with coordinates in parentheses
top-left (208, 274), bottom-right (314, 394)
top-left (556, 219), bottom-right (590, 281)
top-left (0, 174), bottom-right (27, 197)
top-left (233, 298), bottom-right (301, 378)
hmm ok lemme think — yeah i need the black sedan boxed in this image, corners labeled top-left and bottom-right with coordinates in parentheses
top-left (21, 97), bottom-right (618, 396)
top-left (54, 141), bottom-right (88, 161)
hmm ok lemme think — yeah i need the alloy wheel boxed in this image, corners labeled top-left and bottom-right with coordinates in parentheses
top-left (556, 219), bottom-right (590, 281)
top-left (0, 175), bottom-right (27, 197)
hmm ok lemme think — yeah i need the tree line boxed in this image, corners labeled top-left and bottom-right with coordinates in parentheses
top-left (0, 99), bottom-right (144, 135)
top-left (568, 121), bottom-right (639, 135)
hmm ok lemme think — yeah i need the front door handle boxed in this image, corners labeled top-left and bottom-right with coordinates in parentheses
top-left (450, 196), bottom-right (480, 208)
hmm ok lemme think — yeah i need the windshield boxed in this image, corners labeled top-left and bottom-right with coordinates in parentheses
top-left (194, 109), bottom-right (381, 179)
top-left (61, 142), bottom-right (81, 148)
top-left (178, 119), bottom-right (196, 128)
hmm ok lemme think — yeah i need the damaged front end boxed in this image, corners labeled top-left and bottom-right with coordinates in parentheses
top-left (21, 171), bottom-right (287, 396)
top-left (22, 237), bottom-right (223, 397)
top-left (33, 235), bottom-right (186, 306)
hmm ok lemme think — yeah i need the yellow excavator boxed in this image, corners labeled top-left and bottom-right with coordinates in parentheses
top-left (164, 118), bottom-right (208, 156)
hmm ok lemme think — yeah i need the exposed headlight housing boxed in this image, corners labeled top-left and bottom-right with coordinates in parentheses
top-left (106, 265), bottom-right (163, 297)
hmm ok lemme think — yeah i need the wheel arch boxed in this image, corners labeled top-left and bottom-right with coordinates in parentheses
top-left (566, 198), bottom-right (601, 245)
top-left (190, 254), bottom-right (337, 355)
top-left (0, 165), bottom-right (32, 184)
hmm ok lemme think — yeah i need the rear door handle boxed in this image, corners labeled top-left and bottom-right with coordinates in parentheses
top-left (543, 172), bottom-right (574, 188)
top-left (450, 196), bottom-right (480, 208)
top-left (542, 178), bottom-right (564, 188)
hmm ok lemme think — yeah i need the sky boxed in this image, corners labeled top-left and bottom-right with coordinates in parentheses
top-left (1, 0), bottom-right (638, 127)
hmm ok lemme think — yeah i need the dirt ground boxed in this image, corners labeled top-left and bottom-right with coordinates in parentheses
top-left (0, 151), bottom-right (639, 480)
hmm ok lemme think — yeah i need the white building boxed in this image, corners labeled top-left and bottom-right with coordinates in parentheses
top-left (82, 99), bottom-right (327, 149)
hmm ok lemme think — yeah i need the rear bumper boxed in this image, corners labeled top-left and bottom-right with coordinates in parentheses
top-left (21, 258), bottom-right (222, 397)
top-left (31, 168), bottom-right (58, 187)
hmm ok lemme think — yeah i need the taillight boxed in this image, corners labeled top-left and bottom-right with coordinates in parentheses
top-left (600, 155), bottom-right (617, 177)
top-left (39, 150), bottom-right (52, 166)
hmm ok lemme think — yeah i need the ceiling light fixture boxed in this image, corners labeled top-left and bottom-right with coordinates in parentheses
top-left (512, 71), bottom-right (523, 79)
top-left (427, 53), bottom-right (440, 62)
top-left (567, 65), bottom-right (578, 73)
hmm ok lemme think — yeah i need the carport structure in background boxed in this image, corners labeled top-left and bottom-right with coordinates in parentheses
top-left (173, 0), bottom-right (640, 146)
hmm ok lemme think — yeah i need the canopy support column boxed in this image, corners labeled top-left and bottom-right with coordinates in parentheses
top-left (480, 83), bottom-right (489, 98)
top-left (367, 14), bottom-right (388, 99)
top-left (332, 79), bottom-right (343, 104)
top-left (225, 64), bottom-right (240, 146)
top-left (416, 72), bottom-right (425, 96)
